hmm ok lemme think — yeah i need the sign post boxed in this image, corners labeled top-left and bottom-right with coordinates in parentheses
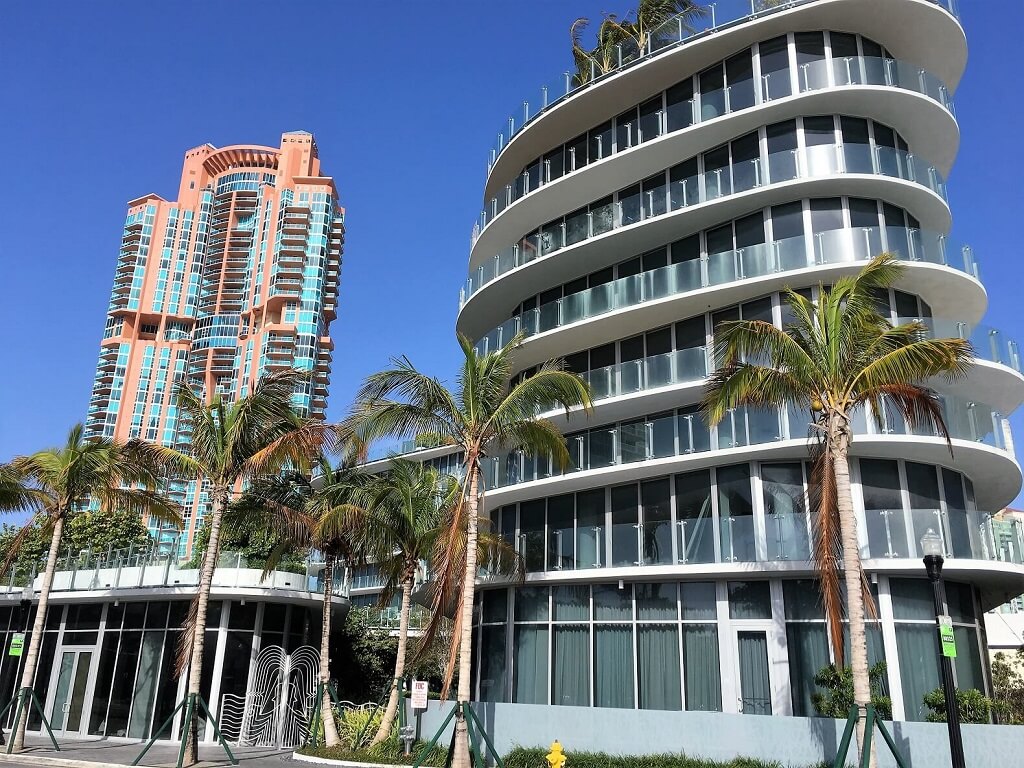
top-left (8, 634), bottom-right (24, 658)
top-left (938, 615), bottom-right (957, 658)
top-left (411, 680), bottom-right (429, 710)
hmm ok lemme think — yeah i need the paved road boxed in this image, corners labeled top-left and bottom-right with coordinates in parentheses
top-left (0, 735), bottom-right (299, 768)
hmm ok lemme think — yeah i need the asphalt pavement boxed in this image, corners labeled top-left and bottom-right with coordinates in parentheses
top-left (0, 735), bottom-right (297, 768)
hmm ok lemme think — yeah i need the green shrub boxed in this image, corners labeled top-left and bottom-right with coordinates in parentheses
top-left (335, 706), bottom-right (385, 751)
top-left (923, 688), bottom-right (993, 724)
top-left (811, 662), bottom-right (892, 720)
top-left (503, 746), bottom-right (784, 768)
top-left (297, 738), bottom-right (447, 766)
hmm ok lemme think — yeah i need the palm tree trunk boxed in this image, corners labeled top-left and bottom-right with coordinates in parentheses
top-left (319, 556), bottom-right (342, 748)
top-left (11, 514), bottom-right (64, 752)
top-left (832, 417), bottom-right (876, 768)
top-left (371, 573), bottom-right (415, 746)
top-left (182, 485), bottom-right (228, 766)
top-left (452, 463), bottom-right (481, 768)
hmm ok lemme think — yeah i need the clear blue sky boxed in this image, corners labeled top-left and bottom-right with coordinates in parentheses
top-left (1, 1), bottom-right (1022, 501)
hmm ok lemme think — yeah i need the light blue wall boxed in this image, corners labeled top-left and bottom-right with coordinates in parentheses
top-left (408, 701), bottom-right (1022, 768)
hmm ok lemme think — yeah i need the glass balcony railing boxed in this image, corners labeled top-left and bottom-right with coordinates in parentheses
top-left (482, 394), bottom-right (1006, 493)
top-left (479, 52), bottom-right (956, 243)
top-left (464, 141), bottom-right (952, 307)
top-left (470, 231), bottom-right (1016, 373)
top-left (484, 0), bottom-right (960, 178)
top-left (496, 505), bottom-right (1019, 576)
top-left (863, 508), bottom-right (1024, 564)
top-left (582, 346), bottom-right (711, 401)
top-left (897, 317), bottom-right (1022, 372)
top-left (0, 547), bottom-right (350, 598)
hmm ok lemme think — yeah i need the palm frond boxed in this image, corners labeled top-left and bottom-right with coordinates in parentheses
top-left (702, 363), bottom-right (808, 426)
top-left (852, 337), bottom-right (974, 396)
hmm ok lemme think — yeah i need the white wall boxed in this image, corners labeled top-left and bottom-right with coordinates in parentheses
top-left (409, 700), bottom-right (1024, 768)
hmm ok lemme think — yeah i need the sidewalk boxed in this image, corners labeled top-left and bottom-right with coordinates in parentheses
top-left (0, 735), bottom-right (296, 768)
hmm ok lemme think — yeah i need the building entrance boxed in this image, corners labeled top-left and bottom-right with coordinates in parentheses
top-left (48, 649), bottom-right (95, 736)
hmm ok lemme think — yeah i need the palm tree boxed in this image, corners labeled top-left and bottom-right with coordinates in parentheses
top-left (167, 370), bottom-right (331, 765)
top-left (346, 333), bottom-right (591, 768)
top-left (363, 459), bottom-right (456, 746)
top-left (701, 255), bottom-right (972, 766)
top-left (571, 1), bottom-right (707, 85)
top-left (619, 0), bottom-right (708, 52)
top-left (2, 425), bottom-right (180, 752)
top-left (233, 456), bottom-right (367, 749)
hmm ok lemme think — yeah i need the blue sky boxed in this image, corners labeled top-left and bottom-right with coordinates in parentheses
top-left (1, 1), bottom-right (1022, 501)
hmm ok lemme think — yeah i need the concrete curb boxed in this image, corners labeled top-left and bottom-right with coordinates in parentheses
top-left (0, 755), bottom-right (134, 768)
top-left (291, 754), bottom-right (398, 768)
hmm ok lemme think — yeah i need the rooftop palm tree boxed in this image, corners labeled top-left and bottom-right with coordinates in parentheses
top-left (167, 370), bottom-right (331, 765)
top-left (233, 455), bottom-right (367, 749)
top-left (571, 1), bottom-right (707, 85)
top-left (2, 425), bottom-right (180, 752)
top-left (346, 333), bottom-right (591, 768)
top-left (701, 255), bottom-right (972, 766)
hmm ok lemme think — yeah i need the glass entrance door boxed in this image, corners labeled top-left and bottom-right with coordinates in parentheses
top-left (735, 630), bottom-right (772, 715)
top-left (49, 651), bottom-right (93, 735)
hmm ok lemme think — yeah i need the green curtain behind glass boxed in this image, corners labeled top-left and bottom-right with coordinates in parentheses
top-left (737, 631), bottom-right (772, 714)
top-left (683, 624), bottom-right (721, 711)
top-left (953, 625), bottom-right (984, 692)
top-left (553, 626), bottom-right (589, 706)
top-left (786, 623), bottom-right (829, 716)
top-left (513, 626), bottom-right (549, 704)
top-left (639, 625), bottom-right (681, 710)
top-left (896, 624), bottom-right (940, 721)
top-left (479, 625), bottom-right (507, 702)
top-left (595, 625), bottom-right (634, 708)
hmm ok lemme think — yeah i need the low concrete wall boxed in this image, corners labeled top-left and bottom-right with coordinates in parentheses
top-left (406, 701), bottom-right (1023, 768)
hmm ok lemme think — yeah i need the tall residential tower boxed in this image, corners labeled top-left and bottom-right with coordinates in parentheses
top-left (449, 0), bottom-right (1024, 723)
top-left (85, 131), bottom-right (345, 554)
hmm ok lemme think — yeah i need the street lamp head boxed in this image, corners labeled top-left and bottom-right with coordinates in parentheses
top-left (920, 529), bottom-right (944, 557)
top-left (921, 528), bottom-right (945, 581)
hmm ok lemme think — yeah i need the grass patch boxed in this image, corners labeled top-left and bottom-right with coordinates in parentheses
top-left (504, 747), bottom-right (793, 768)
top-left (297, 738), bottom-right (448, 766)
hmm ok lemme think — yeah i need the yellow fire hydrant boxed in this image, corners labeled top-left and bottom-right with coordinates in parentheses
top-left (546, 741), bottom-right (566, 768)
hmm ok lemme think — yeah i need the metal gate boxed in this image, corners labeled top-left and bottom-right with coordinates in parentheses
top-left (219, 644), bottom-right (319, 748)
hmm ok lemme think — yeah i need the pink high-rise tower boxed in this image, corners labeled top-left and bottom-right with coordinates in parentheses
top-left (85, 131), bottom-right (345, 555)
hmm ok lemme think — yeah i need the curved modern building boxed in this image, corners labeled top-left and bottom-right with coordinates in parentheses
top-left (450, 0), bottom-right (1024, 723)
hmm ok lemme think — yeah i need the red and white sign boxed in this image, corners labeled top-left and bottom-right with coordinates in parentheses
top-left (411, 680), bottom-right (429, 709)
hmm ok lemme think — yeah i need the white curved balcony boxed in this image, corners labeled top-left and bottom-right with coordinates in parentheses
top-left (501, 503), bottom-right (1021, 579)
top-left (462, 143), bottom-right (953, 331)
top-left (485, 0), bottom-right (964, 194)
top-left (478, 54), bottom-right (958, 248)
top-left (541, 321), bottom-right (1023, 425)
top-left (469, 228), bottom-right (981, 365)
top-left (479, 394), bottom-right (1017, 503)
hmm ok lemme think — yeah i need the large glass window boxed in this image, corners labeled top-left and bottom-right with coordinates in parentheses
top-left (759, 35), bottom-right (792, 101)
top-left (641, 479), bottom-right (672, 565)
top-left (783, 580), bottom-right (829, 717)
top-left (718, 464), bottom-right (755, 562)
top-left (861, 459), bottom-right (908, 558)
top-left (676, 470), bottom-right (714, 564)
top-left (762, 463), bottom-right (810, 560)
top-left (611, 485), bottom-right (640, 567)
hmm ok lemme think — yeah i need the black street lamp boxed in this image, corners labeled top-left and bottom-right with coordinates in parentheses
top-left (0, 584), bottom-right (34, 746)
top-left (920, 529), bottom-right (966, 768)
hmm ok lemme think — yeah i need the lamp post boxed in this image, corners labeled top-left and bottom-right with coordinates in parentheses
top-left (0, 585), bottom-right (34, 745)
top-left (920, 529), bottom-right (966, 768)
